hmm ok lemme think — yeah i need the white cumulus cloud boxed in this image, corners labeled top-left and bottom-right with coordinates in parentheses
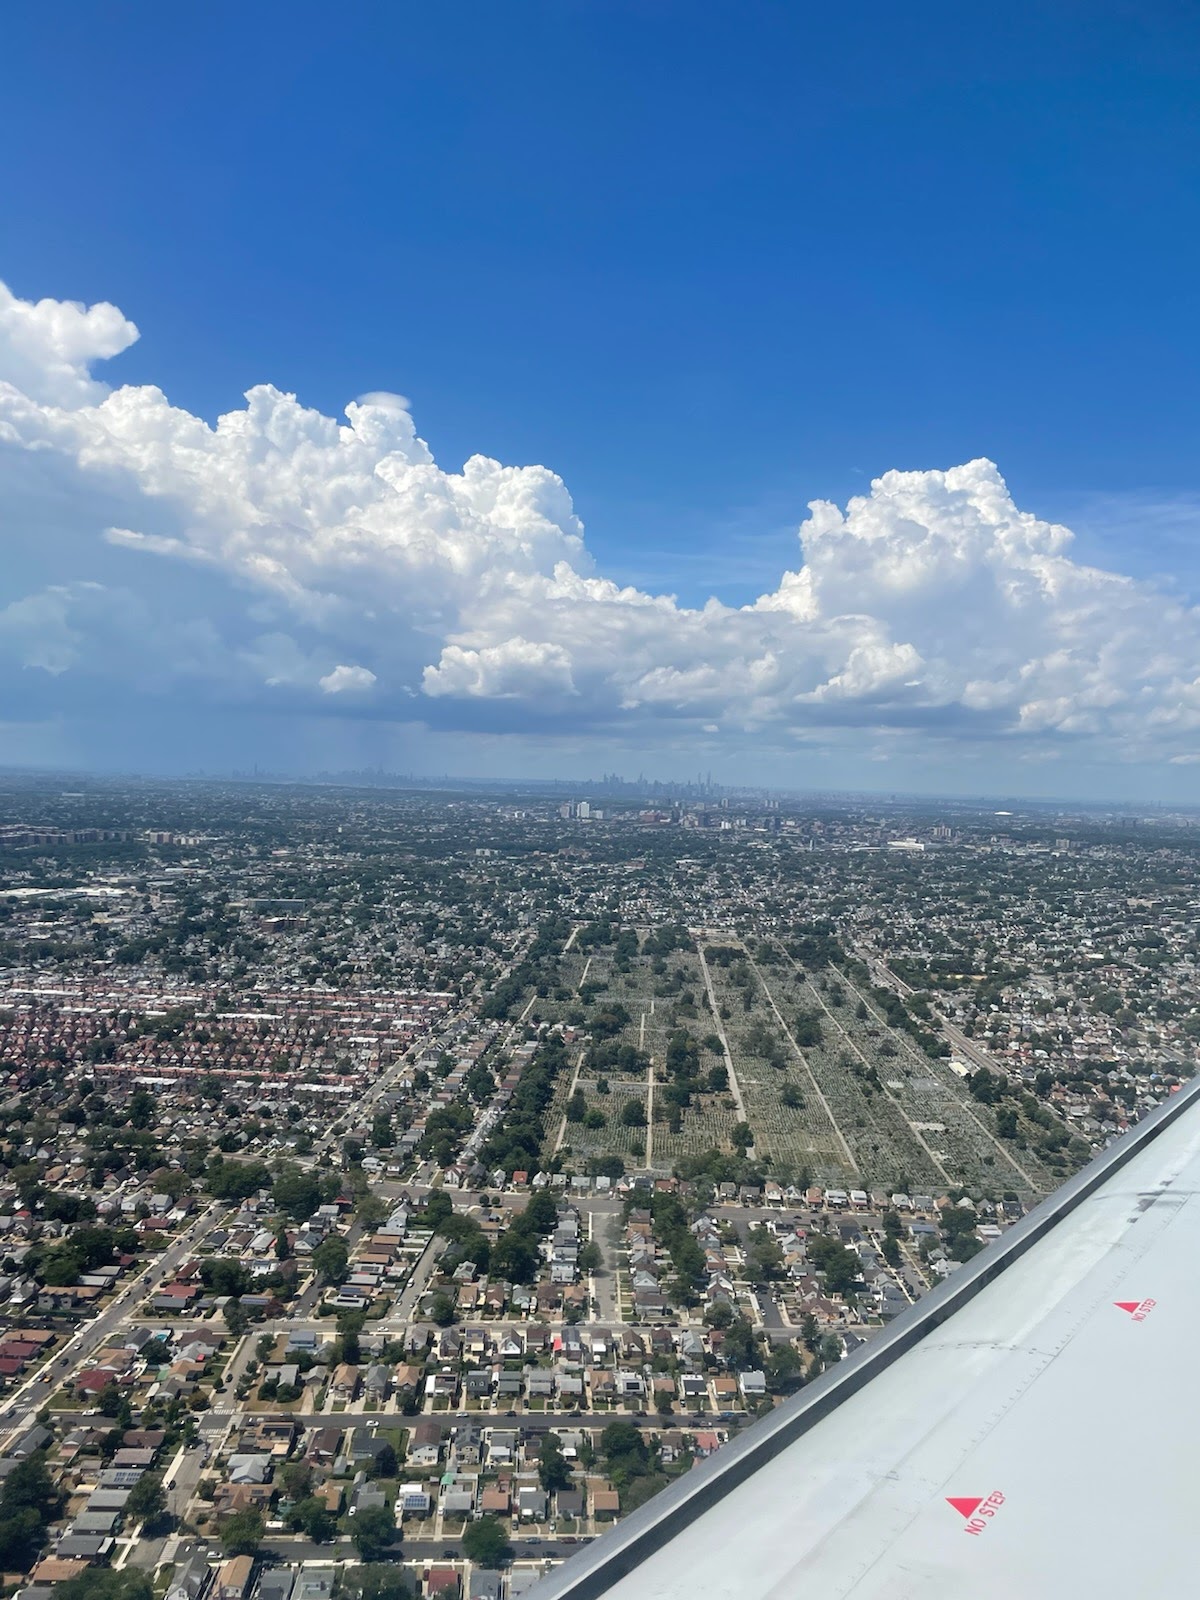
top-left (0, 281), bottom-right (138, 409)
top-left (424, 637), bottom-right (576, 700)
top-left (1, 276), bottom-right (1199, 771)
top-left (319, 663), bottom-right (378, 694)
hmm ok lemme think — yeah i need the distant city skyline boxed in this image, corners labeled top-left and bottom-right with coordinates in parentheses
top-left (1, 761), bottom-right (1192, 817)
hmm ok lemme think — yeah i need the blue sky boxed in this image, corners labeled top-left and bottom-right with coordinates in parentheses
top-left (2, 2), bottom-right (1200, 796)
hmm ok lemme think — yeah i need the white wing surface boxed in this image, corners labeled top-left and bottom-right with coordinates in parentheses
top-left (528, 1076), bottom-right (1200, 1600)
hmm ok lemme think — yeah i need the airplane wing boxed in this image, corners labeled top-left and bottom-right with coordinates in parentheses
top-left (529, 1075), bottom-right (1200, 1600)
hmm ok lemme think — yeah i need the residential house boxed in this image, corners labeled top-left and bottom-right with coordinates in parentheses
top-left (516, 1485), bottom-right (548, 1521)
top-left (408, 1421), bottom-right (443, 1468)
top-left (330, 1363), bottom-right (359, 1402)
top-left (462, 1368), bottom-right (491, 1402)
top-left (258, 1572), bottom-right (295, 1600)
top-left (397, 1484), bottom-right (431, 1517)
top-left (215, 1557), bottom-right (254, 1600)
top-left (556, 1487), bottom-right (584, 1520)
top-left (440, 1484), bottom-right (475, 1518)
top-left (591, 1482), bottom-right (621, 1520)
top-left (305, 1426), bottom-right (342, 1465)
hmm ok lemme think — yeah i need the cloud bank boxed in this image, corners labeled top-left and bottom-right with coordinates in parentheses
top-left (1, 277), bottom-right (1199, 774)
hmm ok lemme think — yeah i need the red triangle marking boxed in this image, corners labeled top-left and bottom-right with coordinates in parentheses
top-left (947, 1496), bottom-right (983, 1519)
top-left (1114, 1301), bottom-right (1140, 1314)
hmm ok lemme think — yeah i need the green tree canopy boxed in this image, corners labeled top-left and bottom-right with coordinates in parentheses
top-left (220, 1508), bottom-right (264, 1556)
top-left (342, 1569), bottom-right (411, 1600)
top-left (125, 1473), bottom-right (166, 1525)
top-left (289, 1496), bottom-right (337, 1542)
top-left (351, 1504), bottom-right (398, 1562)
top-left (272, 1164), bottom-right (322, 1221)
top-left (538, 1432), bottom-right (571, 1493)
top-left (462, 1516), bottom-right (511, 1567)
top-left (0, 1451), bottom-right (63, 1570)
top-left (312, 1236), bottom-right (350, 1284)
top-left (58, 1573), bottom-right (153, 1600)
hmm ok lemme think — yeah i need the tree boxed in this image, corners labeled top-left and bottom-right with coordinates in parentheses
top-left (601, 1422), bottom-right (647, 1471)
top-left (201, 1260), bottom-right (253, 1298)
top-left (125, 1473), bottom-right (166, 1525)
top-left (730, 1121), bottom-right (754, 1154)
top-left (357, 1194), bottom-right (388, 1230)
top-left (141, 1337), bottom-right (171, 1368)
top-left (968, 1067), bottom-right (1002, 1104)
top-left (793, 1012), bottom-right (823, 1048)
top-left (343, 1570), bottom-right (411, 1600)
top-left (566, 1089), bottom-right (588, 1123)
top-left (424, 1191), bottom-right (454, 1232)
top-left (289, 1496), bottom-right (337, 1542)
top-left (0, 1505), bottom-right (43, 1571)
top-left (272, 1164), bottom-right (322, 1221)
top-left (720, 1316), bottom-right (760, 1372)
top-left (807, 1235), bottom-right (859, 1298)
top-left (996, 1106), bottom-right (1020, 1140)
top-left (128, 1089), bottom-right (155, 1129)
top-left (335, 1311), bottom-right (365, 1366)
top-left (366, 1442), bottom-right (398, 1479)
top-left (98, 1382), bottom-right (124, 1417)
top-left (765, 1343), bottom-right (804, 1395)
top-left (578, 1241), bottom-right (602, 1273)
top-left (620, 1099), bottom-right (647, 1127)
top-left (654, 1388), bottom-right (673, 1416)
top-left (352, 1504), bottom-right (398, 1561)
top-left (220, 1508), bottom-right (264, 1556)
top-left (539, 1432), bottom-right (571, 1493)
top-left (429, 1292), bottom-right (457, 1327)
top-left (223, 1300), bottom-right (249, 1337)
top-left (0, 1451), bottom-right (62, 1570)
top-left (942, 1204), bottom-right (985, 1262)
top-left (746, 1227), bottom-right (784, 1283)
top-left (206, 1158), bottom-right (270, 1201)
top-left (462, 1516), bottom-right (511, 1567)
top-left (312, 1236), bottom-right (350, 1283)
top-left (279, 1461), bottom-right (313, 1501)
top-left (58, 1574), bottom-right (153, 1600)
top-left (490, 1228), bottom-right (539, 1284)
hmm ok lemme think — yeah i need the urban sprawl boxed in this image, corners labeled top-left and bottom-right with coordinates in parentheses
top-left (0, 775), bottom-right (1193, 1600)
